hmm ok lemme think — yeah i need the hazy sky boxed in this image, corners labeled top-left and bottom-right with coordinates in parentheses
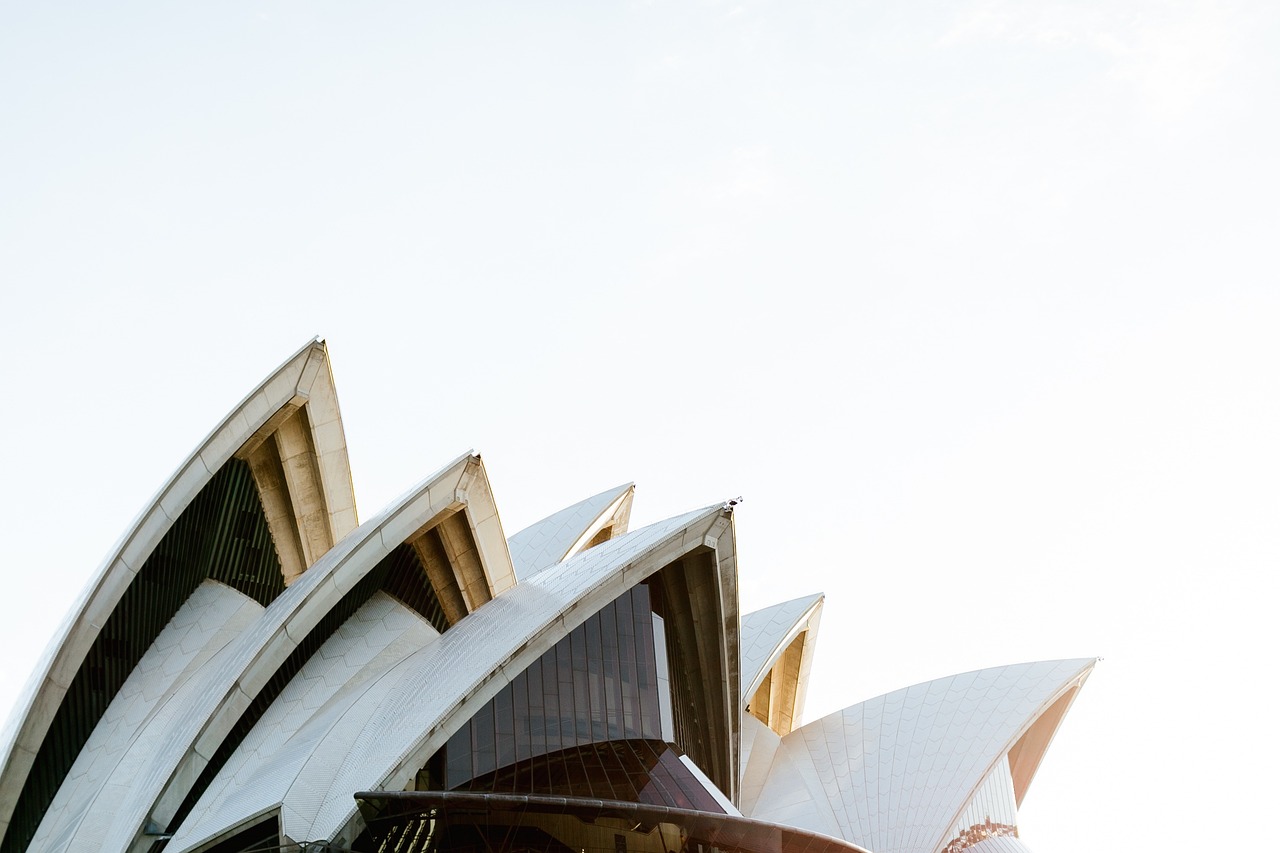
top-left (2, 3), bottom-right (1278, 851)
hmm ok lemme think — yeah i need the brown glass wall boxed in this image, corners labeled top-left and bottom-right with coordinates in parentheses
top-left (457, 740), bottom-right (723, 812)
top-left (431, 585), bottom-right (663, 789)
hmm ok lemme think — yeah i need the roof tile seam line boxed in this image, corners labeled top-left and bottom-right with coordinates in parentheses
top-left (920, 662), bottom-right (1080, 853)
top-left (60, 644), bottom-right (250, 849)
top-left (926, 660), bottom-right (1095, 853)
top-left (900, 677), bottom-right (932, 853)
top-left (889, 677), bottom-right (908, 853)
top-left (811, 726), bottom-right (846, 841)
top-left (908, 671), bottom-right (959, 853)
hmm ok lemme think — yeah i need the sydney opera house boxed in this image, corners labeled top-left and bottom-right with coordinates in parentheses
top-left (0, 341), bottom-right (1095, 853)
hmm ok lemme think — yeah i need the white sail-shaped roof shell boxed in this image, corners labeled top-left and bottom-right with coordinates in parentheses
top-left (748, 658), bottom-right (1096, 853)
top-left (0, 339), bottom-right (360, 848)
top-left (169, 503), bottom-right (736, 850)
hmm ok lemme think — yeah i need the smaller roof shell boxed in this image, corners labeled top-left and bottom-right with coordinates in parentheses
top-left (749, 658), bottom-right (1096, 853)
top-left (739, 593), bottom-right (823, 705)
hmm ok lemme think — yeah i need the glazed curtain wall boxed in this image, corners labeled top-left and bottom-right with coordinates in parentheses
top-left (428, 585), bottom-right (663, 790)
top-left (418, 581), bottom-right (724, 812)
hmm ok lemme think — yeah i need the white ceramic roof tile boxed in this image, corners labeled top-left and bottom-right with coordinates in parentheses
top-left (29, 582), bottom-right (262, 851)
top-left (169, 593), bottom-right (439, 851)
top-left (749, 658), bottom-right (1095, 853)
top-left (506, 483), bottom-right (632, 579)
top-left (739, 593), bottom-right (822, 701)
top-left (168, 504), bottom-right (725, 850)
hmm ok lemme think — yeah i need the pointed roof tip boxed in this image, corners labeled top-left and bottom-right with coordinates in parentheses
top-left (746, 591), bottom-right (824, 613)
top-left (740, 593), bottom-right (825, 705)
top-left (507, 482), bottom-right (640, 579)
top-left (574, 501), bottom-right (727, 556)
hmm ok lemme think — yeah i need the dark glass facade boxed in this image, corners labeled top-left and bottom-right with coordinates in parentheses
top-left (429, 585), bottom-right (663, 788)
top-left (420, 582), bottom-right (721, 812)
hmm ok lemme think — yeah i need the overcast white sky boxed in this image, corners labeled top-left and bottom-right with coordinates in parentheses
top-left (2, 2), bottom-right (1278, 851)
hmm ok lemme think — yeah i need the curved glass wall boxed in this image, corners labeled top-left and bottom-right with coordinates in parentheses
top-left (419, 581), bottom-right (722, 811)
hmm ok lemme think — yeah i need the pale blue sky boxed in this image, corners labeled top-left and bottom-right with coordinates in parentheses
top-left (2, 3), bottom-right (1278, 850)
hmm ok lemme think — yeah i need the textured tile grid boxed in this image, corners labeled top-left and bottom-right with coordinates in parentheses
top-left (230, 506), bottom-right (723, 847)
top-left (169, 593), bottom-right (438, 850)
top-left (29, 582), bottom-right (262, 852)
top-left (750, 659), bottom-right (1093, 853)
top-left (507, 484), bottom-right (632, 579)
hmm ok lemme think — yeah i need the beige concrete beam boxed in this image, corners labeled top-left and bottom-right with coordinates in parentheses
top-left (242, 439), bottom-right (307, 585)
top-left (272, 407), bottom-right (333, 568)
